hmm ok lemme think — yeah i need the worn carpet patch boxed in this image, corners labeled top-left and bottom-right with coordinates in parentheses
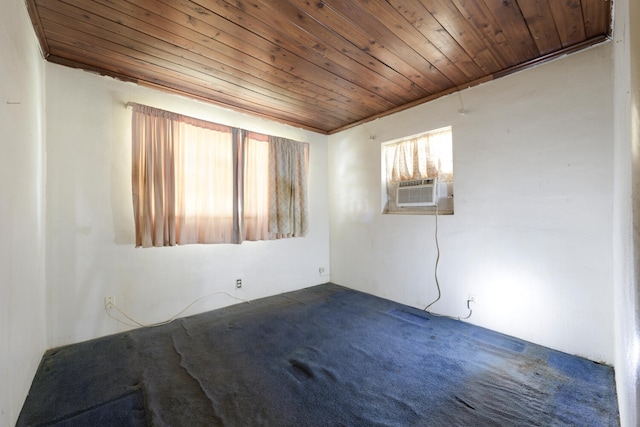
top-left (18, 283), bottom-right (619, 426)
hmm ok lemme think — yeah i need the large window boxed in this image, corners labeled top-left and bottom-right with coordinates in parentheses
top-left (131, 103), bottom-right (309, 247)
top-left (382, 126), bottom-right (453, 214)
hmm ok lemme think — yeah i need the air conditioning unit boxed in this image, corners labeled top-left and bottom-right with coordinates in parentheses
top-left (396, 178), bottom-right (437, 207)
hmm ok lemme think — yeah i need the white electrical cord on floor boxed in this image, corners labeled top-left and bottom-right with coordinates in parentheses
top-left (105, 291), bottom-right (251, 328)
top-left (424, 201), bottom-right (472, 321)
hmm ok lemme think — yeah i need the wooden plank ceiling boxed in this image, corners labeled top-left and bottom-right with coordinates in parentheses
top-left (26, 0), bottom-right (612, 134)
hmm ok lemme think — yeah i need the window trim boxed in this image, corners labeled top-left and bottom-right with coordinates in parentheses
top-left (381, 126), bottom-right (454, 215)
top-left (130, 103), bottom-right (309, 247)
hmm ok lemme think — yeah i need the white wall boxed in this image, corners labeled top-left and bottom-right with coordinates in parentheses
top-left (45, 64), bottom-right (330, 347)
top-left (0, 0), bottom-right (47, 425)
top-left (613, 0), bottom-right (640, 425)
top-left (329, 43), bottom-right (614, 363)
top-left (3, 3), bottom-right (630, 423)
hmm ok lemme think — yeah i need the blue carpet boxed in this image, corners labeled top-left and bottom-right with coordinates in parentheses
top-left (18, 283), bottom-right (619, 426)
top-left (48, 389), bottom-right (146, 427)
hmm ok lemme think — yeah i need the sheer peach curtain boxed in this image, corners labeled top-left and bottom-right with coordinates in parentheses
top-left (175, 120), bottom-right (235, 244)
top-left (131, 104), bottom-right (179, 247)
top-left (131, 104), bottom-right (305, 247)
top-left (242, 132), bottom-right (270, 241)
top-left (385, 127), bottom-right (453, 184)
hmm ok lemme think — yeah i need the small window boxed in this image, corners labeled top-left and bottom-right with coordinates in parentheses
top-left (382, 126), bottom-right (453, 215)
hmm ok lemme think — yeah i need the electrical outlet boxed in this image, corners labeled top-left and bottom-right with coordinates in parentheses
top-left (236, 279), bottom-right (242, 289)
top-left (468, 294), bottom-right (476, 305)
top-left (319, 267), bottom-right (325, 275)
top-left (104, 296), bottom-right (115, 310)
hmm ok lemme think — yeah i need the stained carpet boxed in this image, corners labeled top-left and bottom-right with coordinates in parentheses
top-left (18, 283), bottom-right (619, 426)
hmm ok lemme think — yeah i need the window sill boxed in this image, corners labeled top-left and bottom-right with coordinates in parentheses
top-left (383, 207), bottom-right (454, 216)
top-left (383, 197), bottom-right (454, 215)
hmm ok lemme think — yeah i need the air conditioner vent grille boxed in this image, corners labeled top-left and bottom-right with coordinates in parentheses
top-left (396, 178), bottom-right (437, 207)
top-left (398, 178), bottom-right (435, 188)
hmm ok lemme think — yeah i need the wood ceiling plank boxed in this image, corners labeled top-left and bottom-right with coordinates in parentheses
top-left (168, 0), bottom-right (398, 110)
top-left (27, 0), bottom-right (609, 133)
top-left (60, 0), bottom-right (388, 114)
top-left (387, 0), bottom-right (484, 80)
top-left (47, 39), bottom-right (341, 132)
top-left (450, 0), bottom-right (522, 67)
top-left (200, 0), bottom-right (415, 105)
top-left (516, 0), bottom-right (562, 55)
top-left (38, 1), bottom-right (362, 123)
top-left (40, 14), bottom-right (358, 126)
top-left (581, 0), bottom-right (610, 39)
top-left (109, 0), bottom-right (368, 117)
top-left (548, 0), bottom-right (587, 47)
top-left (340, 0), bottom-right (471, 86)
top-left (267, 1), bottom-right (428, 98)
top-left (482, 0), bottom-right (540, 61)
top-left (320, 0), bottom-right (456, 92)
top-left (418, 0), bottom-right (503, 75)
top-left (288, 0), bottom-right (441, 96)
top-left (89, 0), bottom-right (391, 114)
top-left (145, 1), bottom-right (360, 108)
top-left (236, 0), bottom-right (427, 103)
top-left (42, 21), bottom-right (347, 129)
top-left (26, 0), bottom-right (51, 56)
top-left (47, 51), bottom-right (334, 133)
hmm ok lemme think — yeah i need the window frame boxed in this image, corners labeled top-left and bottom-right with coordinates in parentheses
top-left (380, 126), bottom-right (454, 215)
top-left (130, 103), bottom-right (309, 247)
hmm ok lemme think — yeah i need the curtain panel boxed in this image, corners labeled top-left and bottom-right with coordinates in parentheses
top-left (131, 105), bottom-right (179, 247)
top-left (268, 137), bottom-right (309, 239)
top-left (385, 128), bottom-right (453, 184)
top-left (131, 103), bottom-right (308, 247)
